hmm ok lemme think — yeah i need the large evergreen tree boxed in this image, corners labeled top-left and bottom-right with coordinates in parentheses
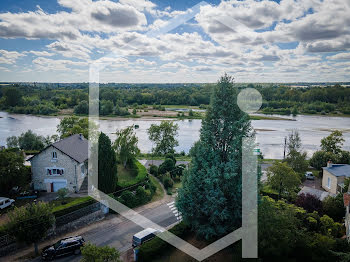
top-left (98, 132), bottom-right (117, 194)
top-left (177, 74), bottom-right (253, 239)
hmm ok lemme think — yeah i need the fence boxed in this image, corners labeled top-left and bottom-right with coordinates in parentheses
top-left (0, 234), bottom-right (15, 248)
top-left (55, 202), bottom-right (101, 227)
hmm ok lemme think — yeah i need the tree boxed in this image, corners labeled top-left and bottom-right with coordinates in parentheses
top-left (284, 130), bottom-right (308, 174)
top-left (98, 132), bottom-right (117, 194)
top-left (7, 202), bottom-right (55, 255)
top-left (148, 121), bottom-right (179, 155)
top-left (310, 150), bottom-right (338, 170)
top-left (114, 126), bottom-right (140, 168)
top-left (6, 136), bottom-right (18, 148)
top-left (267, 162), bottom-right (301, 199)
top-left (2, 86), bottom-right (22, 107)
top-left (177, 74), bottom-right (253, 239)
top-left (74, 100), bottom-right (89, 115)
top-left (158, 158), bottom-right (175, 175)
top-left (295, 193), bottom-right (323, 214)
top-left (57, 188), bottom-right (69, 204)
top-left (287, 129), bottom-right (302, 153)
top-left (100, 100), bottom-right (114, 116)
top-left (81, 242), bottom-right (121, 262)
top-left (0, 150), bottom-right (27, 194)
top-left (57, 116), bottom-right (97, 139)
top-left (18, 130), bottom-right (45, 151)
top-left (189, 109), bottom-right (194, 117)
top-left (322, 194), bottom-right (345, 222)
top-left (321, 130), bottom-right (345, 155)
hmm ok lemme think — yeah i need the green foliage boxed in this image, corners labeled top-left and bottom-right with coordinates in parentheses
top-left (188, 109), bottom-right (194, 116)
top-left (6, 136), bottom-right (18, 148)
top-left (148, 121), bottom-right (179, 155)
top-left (51, 196), bottom-right (94, 217)
top-left (138, 222), bottom-right (190, 262)
top-left (149, 165), bottom-right (158, 176)
top-left (74, 100), bottom-right (89, 115)
top-left (117, 160), bottom-right (147, 188)
top-left (267, 162), bottom-right (301, 199)
top-left (310, 150), bottom-right (338, 170)
top-left (17, 130), bottom-right (45, 151)
top-left (57, 116), bottom-right (97, 139)
top-left (0, 149), bottom-right (27, 194)
top-left (322, 193), bottom-right (345, 222)
top-left (114, 126), bottom-right (140, 168)
top-left (81, 242), bottom-right (121, 262)
top-left (117, 186), bottom-right (152, 208)
top-left (98, 132), bottom-right (117, 194)
top-left (7, 202), bottom-right (55, 255)
top-left (57, 188), bottom-right (69, 203)
top-left (2, 86), bottom-right (22, 107)
top-left (158, 158), bottom-right (175, 175)
top-left (100, 100), bottom-right (114, 116)
top-left (321, 130), bottom-right (344, 155)
top-left (162, 173), bottom-right (174, 189)
top-left (284, 130), bottom-right (309, 174)
top-left (177, 74), bottom-right (253, 240)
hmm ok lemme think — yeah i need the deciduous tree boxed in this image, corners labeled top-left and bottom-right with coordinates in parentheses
top-left (114, 126), bottom-right (140, 168)
top-left (148, 121), bottom-right (179, 155)
top-left (81, 242), bottom-right (121, 262)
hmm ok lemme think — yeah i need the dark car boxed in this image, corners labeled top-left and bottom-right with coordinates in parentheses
top-left (41, 236), bottom-right (85, 260)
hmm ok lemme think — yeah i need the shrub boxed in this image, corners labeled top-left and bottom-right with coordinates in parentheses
top-left (149, 165), bottom-right (158, 176)
top-left (322, 194), bottom-right (345, 222)
top-left (52, 197), bottom-right (94, 217)
top-left (158, 158), bottom-right (175, 175)
top-left (295, 193), bottom-right (323, 214)
top-left (162, 173), bottom-right (174, 189)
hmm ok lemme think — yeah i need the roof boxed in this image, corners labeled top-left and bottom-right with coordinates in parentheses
top-left (29, 134), bottom-right (88, 163)
top-left (298, 186), bottom-right (334, 201)
top-left (134, 228), bottom-right (158, 239)
top-left (0, 197), bottom-right (10, 201)
top-left (322, 164), bottom-right (350, 177)
top-left (344, 193), bottom-right (350, 207)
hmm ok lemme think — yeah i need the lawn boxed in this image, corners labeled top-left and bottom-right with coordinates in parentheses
top-left (51, 196), bottom-right (93, 214)
top-left (117, 164), bottom-right (137, 184)
top-left (149, 175), bottom-right (164, 202)
top-left (117, 160), bottom-right (148, 188)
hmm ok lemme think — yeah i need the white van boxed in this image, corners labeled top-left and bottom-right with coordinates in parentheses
top-left (0, 197), bottom-right (15, 210)
top-left (132, 228), bottom-right (162, 247)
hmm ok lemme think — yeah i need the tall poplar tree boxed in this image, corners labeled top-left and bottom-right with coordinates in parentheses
top-left (98, 132), bottom-right (117, 194)
top-left (177, 74), bottom-right (253, 239)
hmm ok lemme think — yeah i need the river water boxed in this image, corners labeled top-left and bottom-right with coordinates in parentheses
top-left (1, 111), bottom-right (349, 159)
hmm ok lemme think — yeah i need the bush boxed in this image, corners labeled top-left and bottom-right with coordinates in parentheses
top-left (158, 158), bottom-right (175, 175)
top-left (149, 165), bottom-right (158, 176)
top-left (138, 222), bottom-right (190, 262)
top-left (117, 160), bottom-right (148, 188)
top-left (322, 194), bottom-right (345, 222)
top-left (295, 193), bottom-right (323, 214)
top-left (52, 197), bottom-right (94, 217)
top-left (163, 175), bottom-right (174, 189)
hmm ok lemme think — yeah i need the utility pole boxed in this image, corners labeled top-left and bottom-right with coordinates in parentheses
top-left (283, 136), bottom-right (287, 159)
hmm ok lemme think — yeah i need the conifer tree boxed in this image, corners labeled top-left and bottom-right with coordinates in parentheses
top-left (177, 74), bottom-right (253, 239)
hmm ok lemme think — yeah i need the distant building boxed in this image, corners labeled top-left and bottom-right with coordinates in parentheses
top-left (322, 162), bottom-right (350, 194)
top-left (29, 134), bottom-right (88, 193)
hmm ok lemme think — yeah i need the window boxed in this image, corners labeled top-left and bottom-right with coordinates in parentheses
top-left (81, 165), bottom-right (85, 177)
top-left (52, 151), bottom-right (57, 160)
top-left (47, 168), bottom-right (64, 176)
top-left (327, 177), bottom-right (331, 189)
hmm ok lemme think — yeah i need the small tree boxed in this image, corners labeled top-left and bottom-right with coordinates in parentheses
top-left (57, 188), bottom-right (69, 204)
top-left (189, 109), bottom-right (194, 117)
top-left (285, 130), bottom-right (308, 174)
top-left (6, 136), bottom-right (19, 148)
top-left (57, 116), bottom-right (97, 139)
top-left (114, 126), bottom-right (140, 168)
top-left (147, 121), bottom-right (179, 155)
top-left (98, 132), bottom-right (117, 194)
top-left (18, 130), bottom-right (45, 151)
top-left (81, 242), bottom-right (121, 262)
top-left (158, 158), bottom-right (175, 175)
top-left (7, 202), bottom-right (55, 255)
top-left (267, 162), bottom-right (301, 199)
top-left (310, 150), bottom-right (338, 170)
top-left (322, 194), bottom-right (345, 222)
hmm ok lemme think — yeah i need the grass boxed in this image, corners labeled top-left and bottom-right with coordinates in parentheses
top-left (149, 175), bottom-right (164, 202)
top-left (117, 160), bottom-right (148, 188)
top-left (262, 184), bottom-right (279, 195)
top-left (51, 196), bottom-right (92, 213)
top-left (117, 164), bottom-right (137, 184)
top-left (137, 154), bottom-right (192, 161)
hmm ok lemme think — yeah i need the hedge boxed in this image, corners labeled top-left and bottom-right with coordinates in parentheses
top-left (52, 196), bottom-right (95, 217)
top-left (138, 222), bottom-right (190, 262)
top-left (117, 160), bottom-right (148, 188)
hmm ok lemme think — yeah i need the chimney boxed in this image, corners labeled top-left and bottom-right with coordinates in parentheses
top-left (327, 160), bottom-right (333, 168)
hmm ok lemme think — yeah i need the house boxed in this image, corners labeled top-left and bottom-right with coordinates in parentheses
top-left (29, 134), bottom-right (88, 193)
top-left (322, 161), bottom-right (350, 194)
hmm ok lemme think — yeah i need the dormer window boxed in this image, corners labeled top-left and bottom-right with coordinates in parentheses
top-left (52, 151), bottom-right (57, 160)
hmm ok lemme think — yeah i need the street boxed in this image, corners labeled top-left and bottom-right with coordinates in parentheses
top-left (26, 200), bottom-right (177, 262)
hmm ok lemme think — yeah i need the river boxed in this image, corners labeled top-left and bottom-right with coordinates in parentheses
top-left (1, 111), bottom-right (349, 159)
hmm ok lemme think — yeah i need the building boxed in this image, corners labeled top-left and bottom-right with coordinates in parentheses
top-left (322, 162), bottom-right (350, 194)
top-left (29, 134), bottom-right (88, 193)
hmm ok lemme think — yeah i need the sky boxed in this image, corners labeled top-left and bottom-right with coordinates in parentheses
top-left (0, 0), bottom-right (349, 83)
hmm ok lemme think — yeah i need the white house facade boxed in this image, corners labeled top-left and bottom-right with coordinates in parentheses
top-left (29, 134), bottom-right (88, 192)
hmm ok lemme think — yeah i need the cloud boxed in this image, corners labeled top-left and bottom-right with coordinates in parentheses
top-left (327, 53), bottom-right (350, 60)
top-left (0, 49), bottom-right (25, 64)
top-left (27, 50), bottom-right (55, 56)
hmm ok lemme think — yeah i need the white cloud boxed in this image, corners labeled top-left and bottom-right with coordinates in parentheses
top-left (0, 50), bottom-right (25, 64)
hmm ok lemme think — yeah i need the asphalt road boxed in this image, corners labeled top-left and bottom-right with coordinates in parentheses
top-left (32, 201), bottom-right (178, 262)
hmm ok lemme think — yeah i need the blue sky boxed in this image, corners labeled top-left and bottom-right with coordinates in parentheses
top-left (0, 0), bottom-right (349, 83)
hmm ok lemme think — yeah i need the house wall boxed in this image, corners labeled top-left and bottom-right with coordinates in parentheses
top-left (322, 170), bottom-right (339, 194)
top-left (31, 146), bottom-right (86, 192)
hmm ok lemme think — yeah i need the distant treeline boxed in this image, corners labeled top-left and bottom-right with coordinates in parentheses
top-left (0, 83), bottom-right (349, 116)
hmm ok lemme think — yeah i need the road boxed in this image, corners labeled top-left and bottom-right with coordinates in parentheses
top-left (29, 201), bottom-right (178, 262)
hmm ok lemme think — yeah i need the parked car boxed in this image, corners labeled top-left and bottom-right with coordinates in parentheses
top-left (41, 236), bottom-right (85, 260)
top-left (305, 171), bottom-right (315, 180)
top-left (0, 197), bottom-right (15, 210)
top-left (132, 228), bottom-right (162, 248)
